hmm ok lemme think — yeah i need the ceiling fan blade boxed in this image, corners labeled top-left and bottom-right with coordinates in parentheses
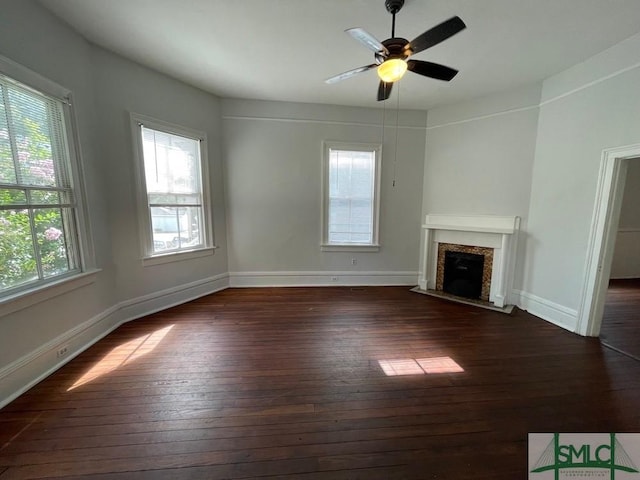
top-left (409, 16), bottom-right (466, 56)
top-left (377, 81), bottom-right (393, 101)
top-left (346, 28), bottom-right (389, 55)
top-left (408, 60), bottom-right (458, 81)
top-left (325, 64), bottom-right (377, 84)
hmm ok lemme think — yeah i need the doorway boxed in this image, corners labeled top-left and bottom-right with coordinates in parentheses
top-left (598, 160), bottom-right (640, 357)
top-left (577, 145), bottom-right (640, 338)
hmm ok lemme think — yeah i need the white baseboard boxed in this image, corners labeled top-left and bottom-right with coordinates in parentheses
top-left (513, 289), bottom-right (578, 332)
top-left (609, 275), bottom-right (640, 280)
top-left (0, 273), bottom-right (229, 409)
top-left (228, 271), bottom-right (419, 287)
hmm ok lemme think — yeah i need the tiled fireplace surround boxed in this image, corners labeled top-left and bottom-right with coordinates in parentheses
top-left (418, 214), bottom-right (520, 308)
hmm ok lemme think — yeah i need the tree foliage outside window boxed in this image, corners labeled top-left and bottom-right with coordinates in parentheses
top-left (0, 76), bottom-right (80, 295)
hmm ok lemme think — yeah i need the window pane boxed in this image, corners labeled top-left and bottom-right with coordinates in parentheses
top-left (0, 188), bottom-right (27, 204)
top-left (31, 189), bottom-right (62, 205)
top-left (8, 88), bottom-right (56, 187)
top-left (34, 208), bottom-right (71, 278)
top-left (150, 206), bottom-right (203, 253)
top-left (327, 148), bottom-right (375, 244)
top-left (0, 209), bottom-right (38, 289)
top-left (142, 128), bottom-right (200, 195)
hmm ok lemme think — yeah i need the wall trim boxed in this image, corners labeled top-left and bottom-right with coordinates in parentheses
top-left (513, 289), bottom-right (578, 332)
top-left (229, 271), bottom-right (419, 288)
top-left (539, 60), bottom-right (640, 108)
top-left (0, 273), bottom-right (229, 409)
top-left (426, 104), bottom-right (539, 130)
top-left (427, 58), bottom-right (640, 131)
top-left (222, 115), bottom-right (426, 130)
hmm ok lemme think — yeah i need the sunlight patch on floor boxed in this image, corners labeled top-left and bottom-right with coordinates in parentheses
top-left (378, 356), bottom-right (464, 376)
top-left (68, 325), bottom-right (174, 391)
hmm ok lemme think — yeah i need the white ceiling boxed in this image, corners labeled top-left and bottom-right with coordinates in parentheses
top-left (39, 0), bottom-right (640, 110)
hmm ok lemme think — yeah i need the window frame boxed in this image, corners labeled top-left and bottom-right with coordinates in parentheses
top-left (0, 54), bottom-right (96, 307)
top-left (130, 113), bottom-right (215, 266)
top-left (321, 141), bottom-right (382, 252)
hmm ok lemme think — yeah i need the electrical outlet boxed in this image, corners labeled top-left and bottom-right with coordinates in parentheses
top-left (331, 276), bottom-right (339, 281)
top-left (56, 345), bottom-right (69, 358)
top-left (351, 258), bottom-right (357, 265)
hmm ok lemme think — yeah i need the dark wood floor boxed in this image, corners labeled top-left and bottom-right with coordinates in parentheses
top-left (601, 278), bottom-right (640, 360)
top-left (1, 287), bottom-right (639, 479)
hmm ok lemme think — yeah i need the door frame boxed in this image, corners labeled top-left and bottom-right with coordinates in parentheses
top-left (577, 144), bottom-right (640, 336)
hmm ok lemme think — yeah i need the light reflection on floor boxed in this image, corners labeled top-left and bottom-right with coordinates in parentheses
top-left (68, 325), bottom-right (174, 391)
top-left (378, 356), bottom-right (464, 376)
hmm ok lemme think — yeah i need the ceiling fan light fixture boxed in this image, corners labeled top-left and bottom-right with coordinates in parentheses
top-left (377, 58), bottom-right (407, 83)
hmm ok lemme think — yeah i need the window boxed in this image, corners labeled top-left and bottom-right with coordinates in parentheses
top-left (131, 114), bottom-right (213, 263)
top-left (322, 142), bottom-right (381, 251)
top-left (0, 62), bottom-right (89, 298)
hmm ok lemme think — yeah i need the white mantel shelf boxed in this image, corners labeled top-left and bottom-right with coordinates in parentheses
top-left (421, 224), bottom-right (516, 234)
top-left (423, 214), bottom-right (519, 234)
top-left (418, 214), bottom-right (521, 308)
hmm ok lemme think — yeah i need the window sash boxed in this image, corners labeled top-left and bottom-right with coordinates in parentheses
top-left (322, 142), bottom-right (381, 248)
top-left (0, 70), bottom-right (82, 296)
top-left (131, 114), bottom-right (212, 259)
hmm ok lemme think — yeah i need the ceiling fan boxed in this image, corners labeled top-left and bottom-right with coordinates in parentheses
top-left (325, 0), bottom-right (466, 101)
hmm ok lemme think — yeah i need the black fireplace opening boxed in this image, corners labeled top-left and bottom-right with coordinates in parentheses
top-left (442, 251), bottom-right (485, 300)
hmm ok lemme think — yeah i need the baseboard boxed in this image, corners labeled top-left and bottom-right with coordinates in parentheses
top-left (609, 275), bottom-right (640, 280)
top-left (513, 289), bottom-right (578, 332)
top-left (228, 271), bottom-right (419, 287)
top-left (0, 273), bottom-right (229, 409)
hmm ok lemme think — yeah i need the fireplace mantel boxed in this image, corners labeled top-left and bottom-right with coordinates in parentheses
top-left (418, 214), bottom-right (520, 308)
top-left (423, 214), bottom-right (519, 234)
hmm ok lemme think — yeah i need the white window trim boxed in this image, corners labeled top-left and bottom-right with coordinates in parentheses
top-left (0, 54), bottom-right (96, 305)
top-left (130, 112), bottom-right (214, 266)
top-left (321, 141), bottom-right (382, 252)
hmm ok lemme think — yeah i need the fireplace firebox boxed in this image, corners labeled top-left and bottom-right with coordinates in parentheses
top-left (442, 251), bottom-right (485, 300)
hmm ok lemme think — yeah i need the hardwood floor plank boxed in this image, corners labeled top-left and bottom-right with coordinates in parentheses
top-left (601, 278), bottom-right (640, 359)
top-left (1, 286), bottom-right (639, 479)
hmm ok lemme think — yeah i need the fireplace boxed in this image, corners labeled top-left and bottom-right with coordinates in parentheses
top-left (444, 251), bottom-right (485, 299)
top-left (418, 214), bottom-right (520, 308)
top-left (436, 243), bottom-right (493, 301)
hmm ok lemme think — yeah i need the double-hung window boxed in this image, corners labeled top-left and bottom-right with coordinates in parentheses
top-left (322, 142), bottom-right (381, 251)
top-left (0, 60), bottom-right (89, 299)
top-left (131, 114), bottom-right (213, 263)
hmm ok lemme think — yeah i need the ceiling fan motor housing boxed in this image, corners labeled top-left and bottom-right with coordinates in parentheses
top-left (375, 37), bottom-right (411, 64)
top-left (385, 0), bottom-right (404, 14)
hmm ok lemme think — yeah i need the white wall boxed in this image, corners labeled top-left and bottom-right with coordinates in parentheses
top-left (611, 160), bottom-right (640, 279)
top-left (91, 48), bottom-right (229, 301)
top-left (422, 84), bottom-right (541, 292)
top-left (523, 33), bottom-right (640, 330)
top-left (222, 99), bottom-right (426, 285)
top-left (0, 1), bottom-right (229, 407)
top-left (0, 0), bottom-right (114, 402)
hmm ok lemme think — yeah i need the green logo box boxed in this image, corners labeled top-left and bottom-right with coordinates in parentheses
top-left (529, 433), bottom-right (640, 479)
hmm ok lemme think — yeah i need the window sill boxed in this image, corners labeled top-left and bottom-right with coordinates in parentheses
top-left (321, 244), bottom-right (380, 252)
top-left (142, 247), bottom-right (217, 267)
top-left (0, 269), bottom-right (101, 317)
